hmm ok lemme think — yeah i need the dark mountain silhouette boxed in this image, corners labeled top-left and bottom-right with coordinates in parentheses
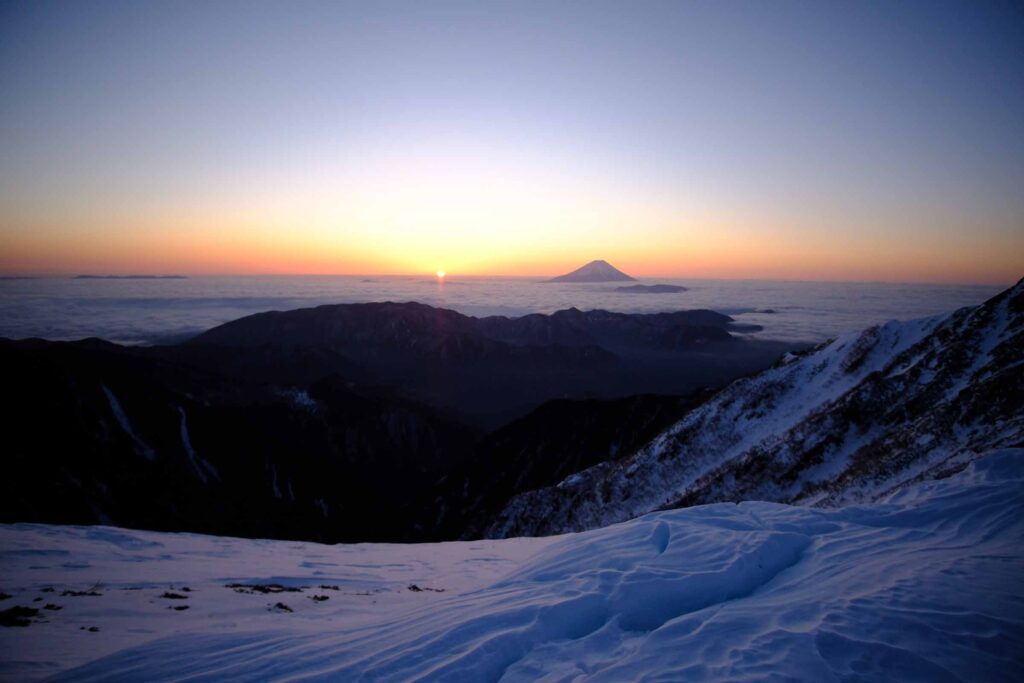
top-left (184, 301), bottom-right (785, 427)
top-left (72, 274), bottom-right (187, 279)
top-left (0, 338), bottom-right (474, 542)
top-left (616, 284), bottom-right (688, 293)
top-left (412, 392), bottom-right (712, 541)
top-left (0, 301), bottom-right (796, 542)
top-left (4, 278), bottom-right (1018, 544)
top-left (189, 301), bottom-right (737, 352)
top-left (547, 259), bottom-right (636, 282)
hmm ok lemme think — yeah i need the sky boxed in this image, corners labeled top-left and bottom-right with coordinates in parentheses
top-left (1, 0), bottom-right (1022, 283)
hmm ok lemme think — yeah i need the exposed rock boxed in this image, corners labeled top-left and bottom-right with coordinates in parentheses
top-left (0, 606), bottom-right (39, 627)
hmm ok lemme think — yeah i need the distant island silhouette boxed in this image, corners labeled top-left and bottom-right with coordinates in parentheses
top-left (73, 275), bottom-right (188, 279)
top-left (616, 284), bottom-right (688, 293)
top-left (547, 259), bottom-right (636, 283)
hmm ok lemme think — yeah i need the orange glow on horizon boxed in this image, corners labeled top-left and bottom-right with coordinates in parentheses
top-left (1, 231), bottom-right (1019, 285)
top-left (0, 193), bottom-right (1021, 286)
top-left (2, 4), bottom-right (1023, 290)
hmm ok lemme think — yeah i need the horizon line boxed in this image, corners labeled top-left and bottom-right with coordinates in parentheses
top-left (0, 271), bottom-right (1016, 288)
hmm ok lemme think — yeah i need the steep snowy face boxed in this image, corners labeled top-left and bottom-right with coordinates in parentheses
top-left (8, 449), bottom-right (1022, 681)
top-left (490, 279), bottom-right (1024, 537)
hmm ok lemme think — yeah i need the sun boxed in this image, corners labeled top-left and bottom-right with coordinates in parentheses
top-left (436, 270), bottom-right (445, 279)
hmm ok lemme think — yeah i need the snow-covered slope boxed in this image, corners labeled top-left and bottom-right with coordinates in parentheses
top-left (2, 448), bottom-right (1023, 681)
top-left (489, 278), bottom-right (1023, 537)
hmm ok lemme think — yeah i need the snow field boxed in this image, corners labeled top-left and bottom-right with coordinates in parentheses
top-left (2, 449), bottom-right (1022, 681)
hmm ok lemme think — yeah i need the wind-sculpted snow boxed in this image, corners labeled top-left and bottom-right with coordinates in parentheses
top-left (489, 278), bottom-right (1024, 537)
top-left (1, 449), bottom-right (1022, 680)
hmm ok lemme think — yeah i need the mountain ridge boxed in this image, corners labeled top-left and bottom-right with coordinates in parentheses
top-left (546, 259), bottom-right (636, 282)
top-left (487, 277), bottom-right (1024, 537)
top-left (183, 300), bottom-right (779, 427)
top-left (1, 302), bottom-right (792, 542)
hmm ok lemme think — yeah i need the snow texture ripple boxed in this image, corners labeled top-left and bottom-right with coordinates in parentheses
top-left (1, 449), bottom-right (1022, 681)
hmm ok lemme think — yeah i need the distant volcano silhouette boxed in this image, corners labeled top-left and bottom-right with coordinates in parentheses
top-left (547, 260), bottom-right (636, 283)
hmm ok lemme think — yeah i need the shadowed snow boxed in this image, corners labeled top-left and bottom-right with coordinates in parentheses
top-left (2, 449), bottom-right (1022, 681)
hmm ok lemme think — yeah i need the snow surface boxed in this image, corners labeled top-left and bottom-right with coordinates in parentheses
top-left (100, 385), bottom-right (155, 461)
top-left (490, 280), bottom-right (1023, 537)
top-left (3, 449), bottom-right (1023, 681)
top-left (176, 407), bottom-right (218, 484)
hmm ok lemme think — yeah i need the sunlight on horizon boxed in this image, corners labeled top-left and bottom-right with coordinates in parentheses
top-left (1, 2), bottom-right (1022, 285)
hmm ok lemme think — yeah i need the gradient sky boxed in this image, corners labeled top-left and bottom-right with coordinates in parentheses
top-left (1, 1), bottom-right (1022, 283)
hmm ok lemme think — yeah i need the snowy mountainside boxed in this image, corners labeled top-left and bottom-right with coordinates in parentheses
top-left (1, 448), bottom-right (1022, 681)
top-left (490, 278), bottom-right (1024, 537)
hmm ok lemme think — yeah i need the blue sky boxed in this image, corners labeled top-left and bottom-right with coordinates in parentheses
top-left (2, 1), bottom-right (1022, 281)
